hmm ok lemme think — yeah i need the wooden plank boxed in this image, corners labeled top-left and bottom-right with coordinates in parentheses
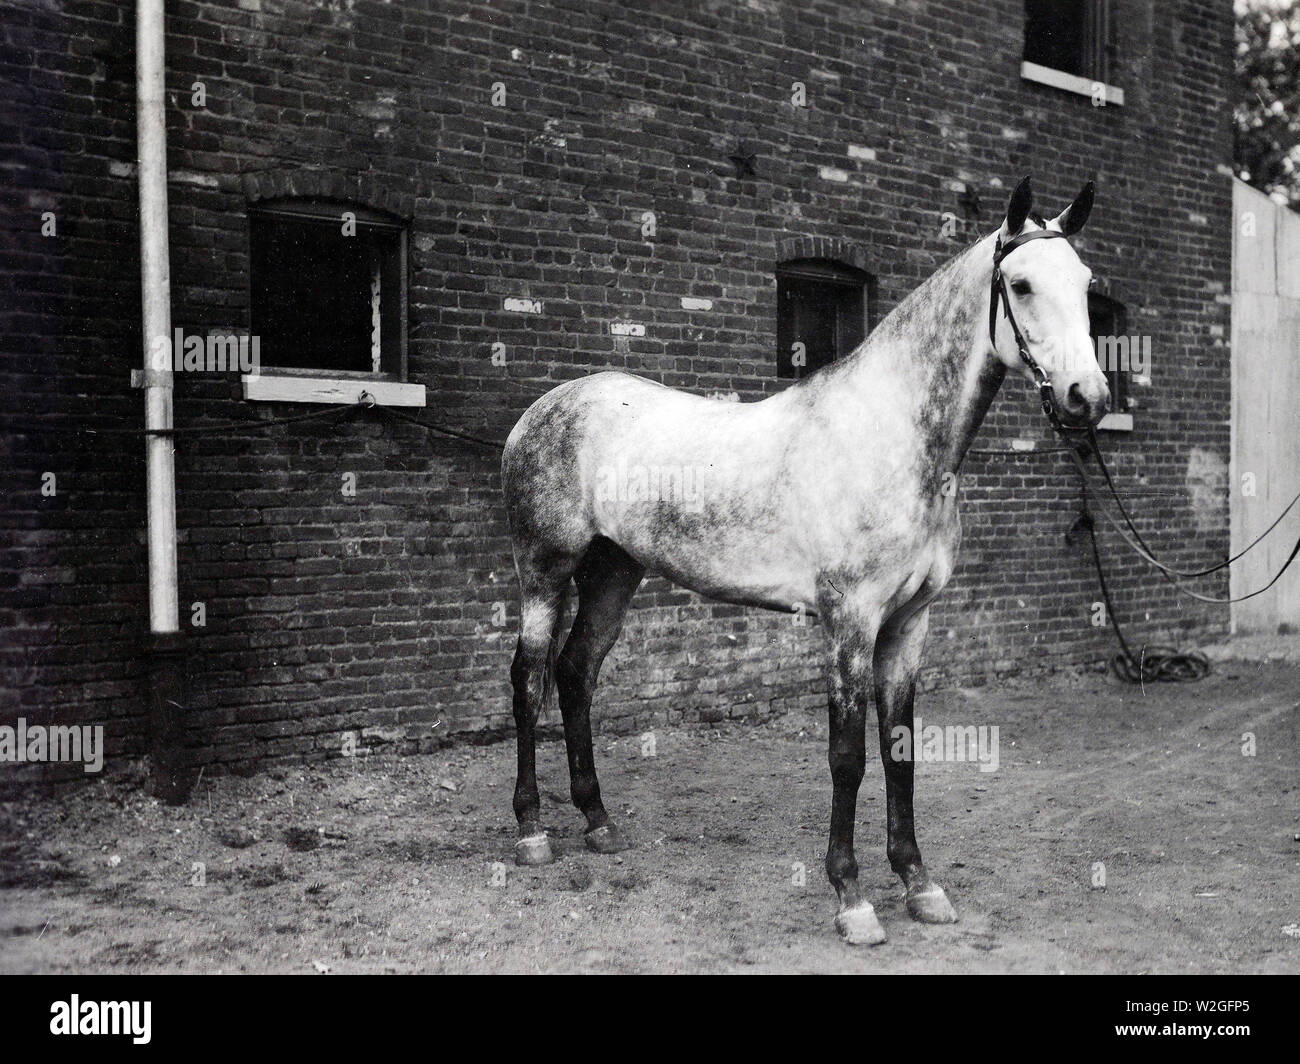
top-left (1277, 195), bottom-right (1300, 300)
top-left (241, 375), bottom-right (426, 407)
top-left (1233, 181), bottom-right (1276, 296)
top-left (1231, 178), bottom-right (1300, 630)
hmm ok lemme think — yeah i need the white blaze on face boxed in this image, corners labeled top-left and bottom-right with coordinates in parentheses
top-left (997, 231), bottom-right (1110, 423)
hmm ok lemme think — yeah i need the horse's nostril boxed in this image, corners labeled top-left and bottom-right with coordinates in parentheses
top-left (1066, 383), bottom-right (1087, 410)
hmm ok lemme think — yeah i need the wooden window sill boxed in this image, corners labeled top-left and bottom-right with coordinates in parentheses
top-left (241, 374), bottom-right (425, 407)
top-left (1020, 61), bottom-right (1124, 106)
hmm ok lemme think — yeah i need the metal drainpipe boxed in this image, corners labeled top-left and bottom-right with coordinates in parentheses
top-left (137, 0), bottom-right (190, 803)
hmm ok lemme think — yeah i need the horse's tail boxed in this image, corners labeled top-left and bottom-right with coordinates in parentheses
top-left (508, 564), bottom-right (571, 723)
top-left (539, 591), bottom-right (568, 718)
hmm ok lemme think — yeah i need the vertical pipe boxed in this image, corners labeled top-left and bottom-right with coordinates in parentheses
top-left (137, 0), bottom-right (190, 802)
top-left (370, 247), bottom-right (382, 374)
top-left (138, 0), bottom-right (177, 633)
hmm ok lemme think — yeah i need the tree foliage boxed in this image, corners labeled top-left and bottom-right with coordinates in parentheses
top-left (1235, 1), bottom-right (1300, 205)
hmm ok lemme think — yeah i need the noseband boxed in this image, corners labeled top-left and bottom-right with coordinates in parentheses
top-left (989, 228), bottom-right (1069, 429)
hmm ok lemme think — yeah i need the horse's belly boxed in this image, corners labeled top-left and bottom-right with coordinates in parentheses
top-left (593, 492), bottom-right (815, 613)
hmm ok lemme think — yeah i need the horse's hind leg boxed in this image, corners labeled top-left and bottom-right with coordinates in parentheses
top-left (823, 624), bottom-right (887, 946)
top-left (873, 606), bottom-right (958, 924)
top-left (510, 557), bottom-right (574, 866)
top-left (556, 537), bottom-right (644, 853)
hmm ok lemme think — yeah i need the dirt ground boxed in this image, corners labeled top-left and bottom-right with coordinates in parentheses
top-left (2, 654), bottom-right (1298, 974)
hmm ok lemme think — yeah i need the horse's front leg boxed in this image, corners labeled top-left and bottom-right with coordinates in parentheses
top-left (873, 605), bottom-right (958, 924)
top-left (822, 609), bottom-right (887, 945)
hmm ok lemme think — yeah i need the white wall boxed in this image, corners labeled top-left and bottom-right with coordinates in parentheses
top-left (1231, 178), bottom-right (1300, 632)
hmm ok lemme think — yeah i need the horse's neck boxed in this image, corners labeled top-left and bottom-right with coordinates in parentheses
top-left (839, 233), bottom-right (1004, 482)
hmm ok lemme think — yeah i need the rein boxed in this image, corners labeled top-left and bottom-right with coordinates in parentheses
top-left (1068, 430), bottom-right (1300, 607)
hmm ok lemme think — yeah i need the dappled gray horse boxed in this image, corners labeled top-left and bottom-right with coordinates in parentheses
top-left (501, 178), bottom-right (1108, 944)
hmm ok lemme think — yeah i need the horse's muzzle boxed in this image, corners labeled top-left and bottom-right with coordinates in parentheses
top-left (1061, 380), bottom-right (1110, 427)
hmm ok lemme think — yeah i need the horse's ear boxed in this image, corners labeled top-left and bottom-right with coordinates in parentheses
top-left (1000, 176), bottom-right (1033, 239)
top-left (1053, 181), bottom-right (1095, 236)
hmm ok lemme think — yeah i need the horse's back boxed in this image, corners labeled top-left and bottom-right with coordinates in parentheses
top-left (503, 370), bottom-right (791, 490)
top-left (505, 371), bottom-right (714, 444)
top-left (506, 370), bottom-right (749, 463)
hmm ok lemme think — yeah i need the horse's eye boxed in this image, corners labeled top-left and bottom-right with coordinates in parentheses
top-left (1010, 280), bottom-right (1031, 297)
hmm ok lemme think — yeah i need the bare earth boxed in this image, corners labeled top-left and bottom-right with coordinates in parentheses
top-left (2, 658), bottom-right (1298, 974)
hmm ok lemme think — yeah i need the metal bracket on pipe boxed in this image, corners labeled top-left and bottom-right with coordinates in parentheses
top-left (131, 368), bottom-right (176, 389)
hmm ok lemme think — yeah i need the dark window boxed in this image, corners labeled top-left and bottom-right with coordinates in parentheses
top-left (1088, 292), bottom-right (1130, 414)
top-left (249, 202), bottom-right (407, 378)
top-left (776, 259), bottom-right (872, 379)
top-left (1024, 0), bottom-right (1109, 81)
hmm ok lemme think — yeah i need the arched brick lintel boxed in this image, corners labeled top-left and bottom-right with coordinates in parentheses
top-left (776, 236), bottom-right (872, 274)
top-left (240, 169), bottom-right (415, 222)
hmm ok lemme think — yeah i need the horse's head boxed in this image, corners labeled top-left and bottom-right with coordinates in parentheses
top-left (989, 177), bottom-right (1110, 427)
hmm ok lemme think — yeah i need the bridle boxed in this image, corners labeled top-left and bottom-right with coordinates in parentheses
top-left (988, 227), bottom-right (1070, 430)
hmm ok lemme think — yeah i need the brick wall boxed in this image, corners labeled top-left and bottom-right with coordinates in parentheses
top-left (0, 0), bottom-right (1235, 781)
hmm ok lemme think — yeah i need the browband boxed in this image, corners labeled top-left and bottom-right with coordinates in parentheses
top-left (989, 226), bottom-right (1070, 347)
top-left (993, 227), bottom-right (1065, 266)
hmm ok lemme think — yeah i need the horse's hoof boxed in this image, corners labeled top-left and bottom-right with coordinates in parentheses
top-left (514, 833), bottom-right (554, 866)
top-left (906, 884), bottom-right (958, 924)
top-left (583, 823), bottom-right (627, 854)
top-left (835, 903), bottom-right (887, 946)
